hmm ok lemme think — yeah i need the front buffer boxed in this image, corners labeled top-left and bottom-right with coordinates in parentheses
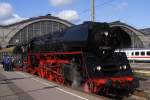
top-left (83, 76), bottom-right (139, 96)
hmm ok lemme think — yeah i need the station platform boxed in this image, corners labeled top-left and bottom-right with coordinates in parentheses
top-left (1, 64), bottom-right (150, 100)
top-left (130, 63), bottom-right (150, 76)
top-left (130, 63), bottom-right (150, 71)
top-left (0, 65), bottom-right (106, 100)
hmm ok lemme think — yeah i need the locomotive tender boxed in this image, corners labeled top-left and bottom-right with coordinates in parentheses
top-left (20, 22), bottom-right (139, 96)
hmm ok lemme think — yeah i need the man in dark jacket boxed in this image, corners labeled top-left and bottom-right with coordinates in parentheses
top-left (2, 55), bottom-right (9, 71)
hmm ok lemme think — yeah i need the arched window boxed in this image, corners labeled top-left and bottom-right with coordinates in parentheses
top-left (9, 21), bottom-right (68, 45)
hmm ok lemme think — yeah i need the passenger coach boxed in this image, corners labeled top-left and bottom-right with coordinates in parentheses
top-left (116, 48), bottom-right (150, 62)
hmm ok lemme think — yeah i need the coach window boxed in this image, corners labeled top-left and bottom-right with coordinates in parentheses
top-left (141, 52), bottom-right (145, 56)
top-left (131, 52), bottom-right (134, 56)
top-left (147, 51), bottom-right (150, 55)
top-left (135, 52), bottom-right (139, 56)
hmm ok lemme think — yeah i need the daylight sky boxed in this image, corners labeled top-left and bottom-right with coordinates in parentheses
top-left (0, 0), bottom-right (149, 29)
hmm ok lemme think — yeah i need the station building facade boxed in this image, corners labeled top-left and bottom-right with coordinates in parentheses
top-left (110, 21), bottom-right (149, 48)
top-left (0, 14), bottom-right (73, 48)
top-left (0, 14), bottom-right (150, 49)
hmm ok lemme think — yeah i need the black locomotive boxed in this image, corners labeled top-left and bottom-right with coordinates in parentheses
top-left (19, 21), bottom-right (139, 96)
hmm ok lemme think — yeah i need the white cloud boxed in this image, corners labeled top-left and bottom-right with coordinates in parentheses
top-left (115, 2), bottom-right (128, 11)
top-left (57, 10), bottom-right (80, 23)
top-left (121, 2), bottom-right (128, 7)
top-left (49, 0), bottom-right (75, 7)
top-left (0, 14), bottom-right (27, 25)
top-left (0, 3), bottom-right (13, 20)
top-left (0, 3), bottom-right (26, 25)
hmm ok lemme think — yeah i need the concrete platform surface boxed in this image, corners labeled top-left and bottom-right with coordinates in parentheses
top-left (0, 65), bottom-right (107, 100)
top-left (130, 63), bottom-right (150, 70)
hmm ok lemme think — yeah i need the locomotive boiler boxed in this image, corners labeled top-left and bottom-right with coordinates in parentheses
top-left (19, 21), bottom-right (139, 96)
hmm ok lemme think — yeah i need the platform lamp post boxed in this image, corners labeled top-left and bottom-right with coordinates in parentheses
top-left (132, 31), bottom-right (135, 63)
top-left (91, 0), bottom-right (95, 22)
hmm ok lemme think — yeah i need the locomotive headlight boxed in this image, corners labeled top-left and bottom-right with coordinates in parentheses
top-left (104, 32), bottom-right (109, 36)
top-left (123, 65), bottom-right (127, 70)
top-left (96, 66), bottom-right (101, 71)
top-left (120, 66), bottom-right (122, 70)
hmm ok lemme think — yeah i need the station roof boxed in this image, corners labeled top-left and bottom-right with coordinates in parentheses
top-left (0, 14), bottom-right (74, 28)
top-left (140, 28), bottom-right (150, 35)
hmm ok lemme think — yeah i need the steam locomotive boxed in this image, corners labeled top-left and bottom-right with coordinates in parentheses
top-left (18, 22), bottom-right (139, 96)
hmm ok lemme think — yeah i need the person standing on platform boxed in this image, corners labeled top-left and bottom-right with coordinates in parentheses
top-left (3, 55), bottom-right (9, 71)
top-left (11, 56), bottom-right (15, 71)
top-left (2, 55), bottom-right (6, 70)
top-left (8, 56), bottom-right (13, 71)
